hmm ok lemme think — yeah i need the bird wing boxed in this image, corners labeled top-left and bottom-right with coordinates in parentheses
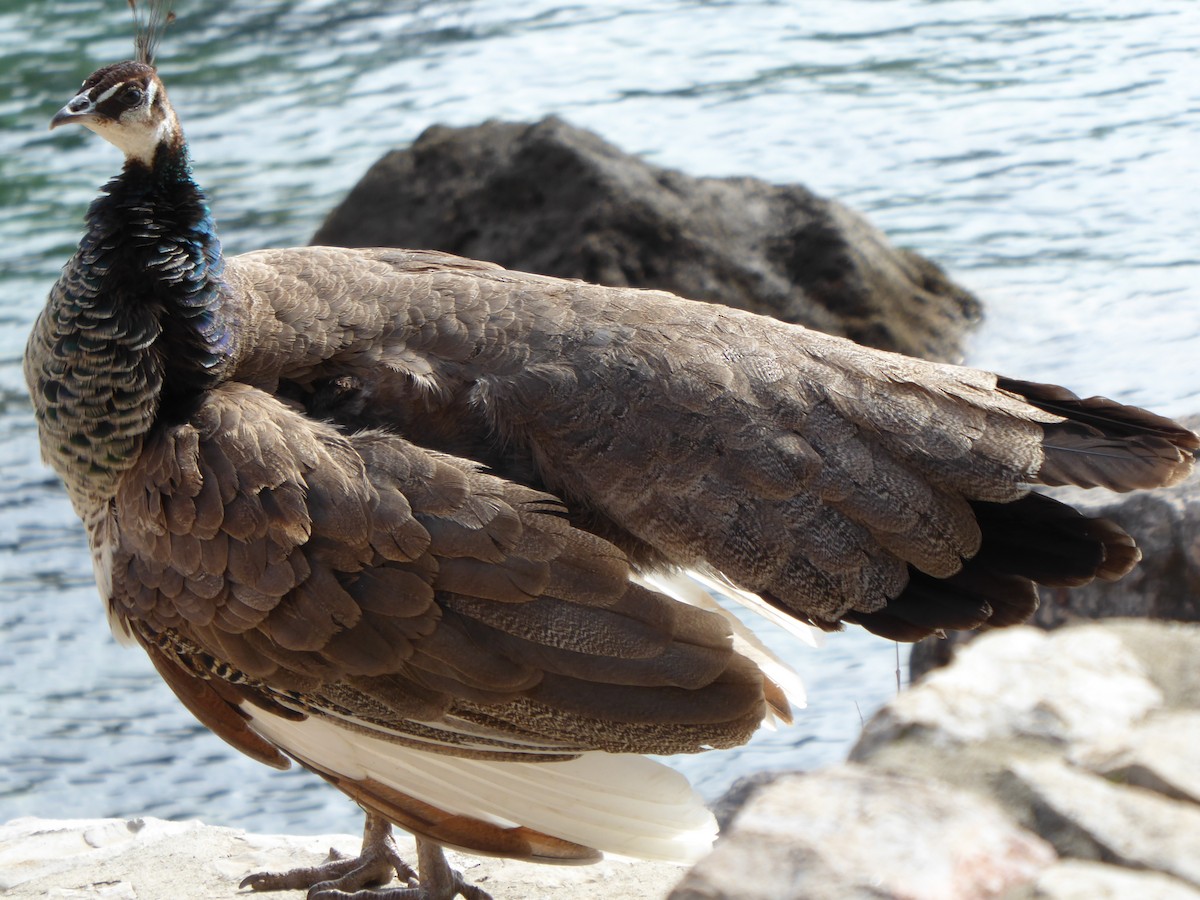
top-left (222, 247), bottom-right (1198, 639)
top-left (110, 381), bottom-right (768, 859)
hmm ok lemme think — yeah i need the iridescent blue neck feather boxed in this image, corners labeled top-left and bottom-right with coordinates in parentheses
top-left (98, 141), bottom-right (236, 394)
top-left (25, 137), bottom-right (237, 510)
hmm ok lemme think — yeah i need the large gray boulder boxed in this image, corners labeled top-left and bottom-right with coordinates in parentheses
top-left (312, 116), bottom-right (980, 362)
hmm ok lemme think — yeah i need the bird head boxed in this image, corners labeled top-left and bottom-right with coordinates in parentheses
top-left (51, 2), bottom-right (179, 168)
top-left (50, 60), bottom-right (180, 168)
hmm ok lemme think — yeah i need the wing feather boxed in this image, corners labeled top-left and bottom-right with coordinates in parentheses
top-left (222, 247), bottom-right (1195, 638)
top-left (111, 380), bottom-right (766, 853)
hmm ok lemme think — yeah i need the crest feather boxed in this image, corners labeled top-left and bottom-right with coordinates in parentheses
top-left (128, 0), bottom-right (176, 67)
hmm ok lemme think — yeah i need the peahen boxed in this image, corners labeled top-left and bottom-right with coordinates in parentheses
top-left (26, 7), bottom-right (1198, 900)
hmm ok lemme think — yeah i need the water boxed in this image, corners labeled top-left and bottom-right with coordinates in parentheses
top-left (1, 0), bottom-right (1197, 837)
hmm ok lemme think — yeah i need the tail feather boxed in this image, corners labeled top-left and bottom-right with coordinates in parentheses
top-left (998, 377), bottom-right (1198, 491)
top-left (847, 490), bottom-right (1143, 641)
top-left (970, 493), bottom-right (1140, 585)
top-left (845, 566), bottom-right (1035, 641)
top-left (840, 379), bottom-right (1196, 641)
top-left (243, 705), bottom-right (717, 863)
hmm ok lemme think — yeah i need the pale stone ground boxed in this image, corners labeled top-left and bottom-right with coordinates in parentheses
top-left (0, 817), bottom-right (686, 900)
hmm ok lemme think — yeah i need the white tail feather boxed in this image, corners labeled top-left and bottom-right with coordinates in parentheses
top-left (689, 569), bottom-right (825, 649)
top-left (635, 569), bottom-right (809, 725)
top-left (243, 707), bottom-right (716, 863)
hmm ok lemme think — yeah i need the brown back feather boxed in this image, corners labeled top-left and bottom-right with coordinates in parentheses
top-left (219, 248), bottom-right (1195, 640)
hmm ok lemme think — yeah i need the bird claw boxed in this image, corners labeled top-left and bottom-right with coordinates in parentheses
top-left (304, 870), bottom-right (493, 900)
top-left (236, 816), bottom-right (489, 900)
top-left (242, 855), bottom-right (488, 900)
top-left (238, 854), bottom-right (358, 892)
top-left (241, 831), bottom-right (417, 896)
top-left (306, 878), bottom-right (488, 900)
top-left (238, 814), bottom-right (492, 899)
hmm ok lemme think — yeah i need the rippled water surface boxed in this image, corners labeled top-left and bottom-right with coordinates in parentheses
top-left (1, 1), bottom-right (1197, 835)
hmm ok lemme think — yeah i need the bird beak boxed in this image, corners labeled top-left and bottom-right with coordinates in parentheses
top-left (50, 92), bottom-right (97, 130)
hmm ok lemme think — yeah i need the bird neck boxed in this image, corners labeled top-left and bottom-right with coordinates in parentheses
top-left (93, 137), bottom-right (238, 397)
top-left (26, 135), bottom-right (238, 513)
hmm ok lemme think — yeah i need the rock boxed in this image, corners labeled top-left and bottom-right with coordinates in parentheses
top-left (1073, 710), bottom-right (1200, 804)
top-left (312, 116), bottom-right (980, 363)
top-left (848, 622), bottom-right (1200, 898)
top-left (706, 770), bottom-right (781, 832)
top-left (911, 416), bottom-right (1200, 680)
top-left (999, 758), bottom-right (1200, 888)
top-left (0, 817), bottom-right (687, 900)
top-left (856, 626), bottom-right (1162, 760)
top-left (1094, 619), bottom-right (1200, 711)
top-left (669, 766), bottom-right (1053, 900)
top-left (1015, 860), bottom-right (1200, 900)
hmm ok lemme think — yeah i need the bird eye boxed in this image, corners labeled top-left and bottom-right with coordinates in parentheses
top-left (119, 87), bottom-right (144, 107)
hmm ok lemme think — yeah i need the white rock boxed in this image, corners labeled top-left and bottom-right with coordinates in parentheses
top-left (670, 765), bottom-right (1054, 900)
top-left (1025, 860), bottom-right (1200, 899)
top-left (856, 626), bottom-right (1163, 754)
top-left (1073, 709), bottom-right (1200, 804)
top-left (0, 817), bottom-right (688, 899)
top-left (1006, 758), bottom-right (1200, 888)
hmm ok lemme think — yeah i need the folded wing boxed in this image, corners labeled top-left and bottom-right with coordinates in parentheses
top-left (112, 382), bottom-right (769, 860)
top-left (224, 247), bottom-right (1198, 640)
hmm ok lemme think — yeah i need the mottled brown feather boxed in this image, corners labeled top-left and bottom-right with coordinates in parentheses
top-left (217, 247), bottom-right (1194, 638)
top-left (111, 382), bottom-right (767, 765)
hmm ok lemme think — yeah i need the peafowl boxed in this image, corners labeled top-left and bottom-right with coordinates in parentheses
top-left (25, 6), bottom-right (1198, 900)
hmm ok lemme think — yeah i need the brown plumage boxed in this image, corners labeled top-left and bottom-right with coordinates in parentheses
top-left (223, 246), bottom-right (1195, 644)
top-left (26, 21), bottom-right (1198, 900)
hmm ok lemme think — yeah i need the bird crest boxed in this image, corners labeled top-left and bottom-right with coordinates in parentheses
top-left (128, 0), bottom-right (175, 67)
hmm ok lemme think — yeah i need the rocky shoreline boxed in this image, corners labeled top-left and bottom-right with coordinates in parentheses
top-left (680, 620), bottom-right (1200, 899)
top-left (6, 619), bottom-right (1197, 899)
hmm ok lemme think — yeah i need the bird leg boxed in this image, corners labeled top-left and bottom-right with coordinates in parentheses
top-left (240, 813), bottom-right (493, 900)
top-left (241, 813), bottom-right (415, 896)
top-left (358, 837), bottom-right (494, 900)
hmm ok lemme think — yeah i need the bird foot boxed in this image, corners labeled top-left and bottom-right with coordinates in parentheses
top-left (239, 840), bottom-right (415, 896)
top-left (240, 815), bottom-right (492, 900)
top-left (303, 869), bottom-right (494, 900)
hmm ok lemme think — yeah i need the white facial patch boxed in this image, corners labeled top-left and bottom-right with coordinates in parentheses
top-left (94, 81), bottom-right (127, 105)
top-left (140, 78), bottom-right (159, 108)
top-left (83, 77), bottom-right (172, 167)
